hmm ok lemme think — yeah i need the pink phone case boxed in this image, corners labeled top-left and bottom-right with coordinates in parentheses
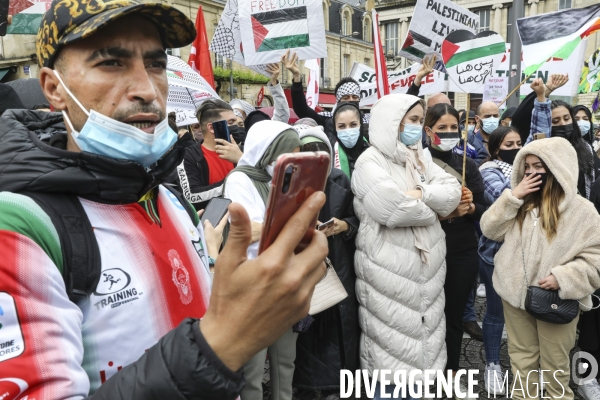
top-left (258, 151), bottom-right (330, 255)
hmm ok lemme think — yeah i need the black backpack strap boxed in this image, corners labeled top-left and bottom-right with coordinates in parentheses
top-left (20, 192), bottom-right (101, 302)
top-left (164, 185), bottom-right (199, 225)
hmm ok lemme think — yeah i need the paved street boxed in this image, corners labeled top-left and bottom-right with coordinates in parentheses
top-left (262, 294), bottom-right (585, 399)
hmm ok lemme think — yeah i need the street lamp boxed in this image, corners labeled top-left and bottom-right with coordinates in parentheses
top-left (340, 31), bottom-right (359, 79)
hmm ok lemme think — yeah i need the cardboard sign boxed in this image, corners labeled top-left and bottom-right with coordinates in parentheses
top-left (483, 77), bottom-right (508, 106)
top-left (350, 62), bottom-right (446, 106)
top-left (399, 0), bottom-right (479, 72)
top-left (238, 0), bottom-right (327, 66)
top-left (442, 30), bottom-right (506, 93)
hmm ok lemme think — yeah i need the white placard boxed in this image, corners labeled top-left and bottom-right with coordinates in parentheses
top-left (483, 77), bottom-right (508, 106)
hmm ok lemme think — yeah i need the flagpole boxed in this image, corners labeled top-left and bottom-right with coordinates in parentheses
top-left (462, 93), bottom-right (470, 187)
top-left (498, 73), bottom-right (534, 108)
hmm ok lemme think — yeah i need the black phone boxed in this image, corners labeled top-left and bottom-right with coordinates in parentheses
top-left (200, 197), bottom-right (232, 227)
top-left (212, 120), bottom-right (231, 142)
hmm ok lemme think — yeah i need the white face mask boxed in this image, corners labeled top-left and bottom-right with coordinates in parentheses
top-left (436, 138), bottom-right (461, 151)
top-left (54, 70), bottom-right (176, 168)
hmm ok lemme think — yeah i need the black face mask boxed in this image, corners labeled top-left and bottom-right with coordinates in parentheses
top-left (228, 125), bottom-right (246, 144)
top-left (525, 172), bottom-right (548, 192)
top-left (497, 148), bottom-right (520, 165)
top-left (551, 123), bottom-right (574, 140)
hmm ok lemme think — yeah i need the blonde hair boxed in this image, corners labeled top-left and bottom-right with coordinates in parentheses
top-left (516, 164), bottom-right (564, 240)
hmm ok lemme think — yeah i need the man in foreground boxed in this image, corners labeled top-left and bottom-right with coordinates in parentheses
top-left (0, 1), bottom-right (327, 398)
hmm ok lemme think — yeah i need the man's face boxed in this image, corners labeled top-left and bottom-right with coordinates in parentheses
top-left (476, 102), bottom-right (500, 126)
top-left (41, 15), bottom-right (167, 136)
top-left (340, 94), bottom-right (360, 102)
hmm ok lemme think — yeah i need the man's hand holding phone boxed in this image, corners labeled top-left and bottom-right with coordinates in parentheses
top-left (215, 138), bottom-right (243, 163)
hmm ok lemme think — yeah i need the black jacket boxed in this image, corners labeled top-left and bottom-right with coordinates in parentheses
top-left (0, 109), bottom-right (244, 399)
top-left (293, 169), bottom-right (360, 390)
top-left (175, 133), bottom-right (225, 210)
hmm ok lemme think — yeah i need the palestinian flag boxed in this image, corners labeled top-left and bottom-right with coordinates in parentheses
top-left (7, 0), bottom-right (49, 34)
top-left (441, 31), bottom-right (506, 69)
top-left (400, 31), bottom-right (431, 59)
top-left (517, 3), bottom-right (600, 75)
top-left (251, 6), bottom-right (309, 52)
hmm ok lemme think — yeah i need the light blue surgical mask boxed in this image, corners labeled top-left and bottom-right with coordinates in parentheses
top-left (337, 127), bottom-right (360, 148)
top-left (578, 120), bottom-right (591, 135)
top-left (468, 124), bottom-right (475, 135)
top-left (482, 117), bottom-right (499, 134)
top-left (399, 123), bottom-right (422, 146)
top-left (54, 71), bottom-right (177, 168)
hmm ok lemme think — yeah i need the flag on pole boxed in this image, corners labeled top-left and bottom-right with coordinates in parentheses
top-left (188, 6), bottom-right (215, 89)
top-left (372, 10), bottom-right (389, 98)
top-left (305, 59), bottom-right (320, 109)
top-left (517, 3), bottom-right (600, 75)
top-left (256, 86), bottom-right (265, 106)
top-left (593, 92), bottom-right (600, 113)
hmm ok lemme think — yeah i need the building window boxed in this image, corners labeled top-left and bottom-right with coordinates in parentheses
top-left (320, 58), bottom-right (326, 81)
top-left (343, 55), bottom-right (349, 77)
top-left (166, 48), bottom-right (181, 57)
top-left (558, 0), bottom-right (571, 9)
top-left (363, 17), bottom-right (371, 42)
top-left (385, 22), bottom-right (398, 57)
top-left (477, 9), bottom-right (491, 32)
top-left (342, 15), bottom-right (348, 35)
top-left (215, 54), bottom-right (227, 69)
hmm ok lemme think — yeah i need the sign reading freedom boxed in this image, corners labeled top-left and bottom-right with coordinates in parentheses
top-left (399, 0), bottom-right (478, 70)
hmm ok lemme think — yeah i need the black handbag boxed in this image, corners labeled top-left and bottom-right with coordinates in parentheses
top-left (520, 212), bottom-right (579, 324)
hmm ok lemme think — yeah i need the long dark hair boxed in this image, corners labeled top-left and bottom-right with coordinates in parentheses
top-left (423, 103), bottom-right (460, 131)
top-left (487, 126), bottom-right (520, 161)
top-left (551, 100), bottom-right (593, 176)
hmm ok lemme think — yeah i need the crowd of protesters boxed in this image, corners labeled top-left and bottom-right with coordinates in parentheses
top-left (0, 1), bottom-right (599, 400)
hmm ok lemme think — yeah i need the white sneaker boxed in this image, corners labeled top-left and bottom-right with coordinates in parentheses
top-left (579, 379), bottom-right (600, 400)
top-left (484, 362), bottom-right (507, 396)
top-left (453, 376), bottom-right (478, 400)
top-left (476, 284), bottom-right (486, 298)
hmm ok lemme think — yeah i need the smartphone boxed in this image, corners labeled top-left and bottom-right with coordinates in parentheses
top-left (213, 120), bottom-right (231, 142)
top-left (317, 219), bottom-right (335, 231)
top-left (533, 133), bottom-right (546, 140)
top-left (200, 197), bottom-right (232, 227)
top-left (258, 152), bottom-right (330, 255)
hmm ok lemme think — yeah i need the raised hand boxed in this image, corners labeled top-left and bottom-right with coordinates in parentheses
top-left (282, 50), bottom-right (300, 81)
top-left (266, 63), bottom-right (281, 86)
top-left (530, 78), bottom-right (546, 102)
top-left (544, 73), bottom-right (569, 96)
top-left (512, 173), bottom-right (542, 199)
top-left (414, 54), bottom-right (436, 87)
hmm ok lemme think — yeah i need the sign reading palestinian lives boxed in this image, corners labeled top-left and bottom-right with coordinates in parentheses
top-left (483, 77), bottom-right (508, 107)
top-left (350, 62), bottom-right (446, 106)
top-left (399, 0), bottom-right (478, 72)
top-left (238, 0), bottom-right (326, 66)
top-left (448, 41), bottom-right (586, 97)
top-left (441, 30), bottom-right (506, 93)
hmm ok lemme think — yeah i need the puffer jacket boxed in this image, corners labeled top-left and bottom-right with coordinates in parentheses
top-left (481, 137), bottom-right (600, 311)
top-left (351, 94), bottom-right (461, 378)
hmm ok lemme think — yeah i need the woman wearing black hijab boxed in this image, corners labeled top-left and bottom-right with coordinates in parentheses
top-left (331, 102), bottom-right (369, 178)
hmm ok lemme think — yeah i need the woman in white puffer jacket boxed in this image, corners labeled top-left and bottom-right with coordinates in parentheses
top-left (351, 94), bottom-right (461, 398)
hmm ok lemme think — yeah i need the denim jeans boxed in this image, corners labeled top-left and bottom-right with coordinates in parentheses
top-left (462, 286), bottom-right (477, 322)
top-left (479, 257), bottom-right (505, 364)
top-left (373, 382), bottom-right (418, 400)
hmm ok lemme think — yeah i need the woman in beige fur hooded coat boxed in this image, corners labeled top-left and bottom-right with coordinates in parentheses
top-left (480, 137), bottom-right (600, 400)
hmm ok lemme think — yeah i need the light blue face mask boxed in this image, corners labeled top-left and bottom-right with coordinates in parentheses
top-left (468, 124), bottom-right (475, 134)
top-left (481, 117), bottom-right (499, 133)
top-left (578, 120), bottom-right (591, 136)
top-left (337, 127), bottom-right (360, 148)
top-left (54, 71), bottom-right (177, 168)
top-left (399, 123), bottom-right (423, 146)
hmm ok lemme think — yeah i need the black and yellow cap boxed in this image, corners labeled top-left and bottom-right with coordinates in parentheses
top-left (36, 0), bottom-right (196, 68)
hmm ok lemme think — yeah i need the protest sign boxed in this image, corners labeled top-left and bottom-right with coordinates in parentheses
top-left (399, 0), bottom-right (478, 71)
top-left (579, 45), bottom-right (600, 94)
top-left (442, 30), bottom-right (505, 93)
top-left (483, 77), bottom-right (508, 106)
top-left (350, 62), bottom-right (446, 106)
top-left (238, 0), bottom-right (327, 66)
top-left (448, 41), bottom-right (585, 97)
top-left (210, 0), bottom-right (271, 76)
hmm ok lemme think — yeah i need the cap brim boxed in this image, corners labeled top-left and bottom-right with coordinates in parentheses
top-left (55, 3), bottom-right (195, 61)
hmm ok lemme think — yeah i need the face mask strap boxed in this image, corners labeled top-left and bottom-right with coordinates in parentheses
top-left (54, 70), bottom-right (90, 117)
